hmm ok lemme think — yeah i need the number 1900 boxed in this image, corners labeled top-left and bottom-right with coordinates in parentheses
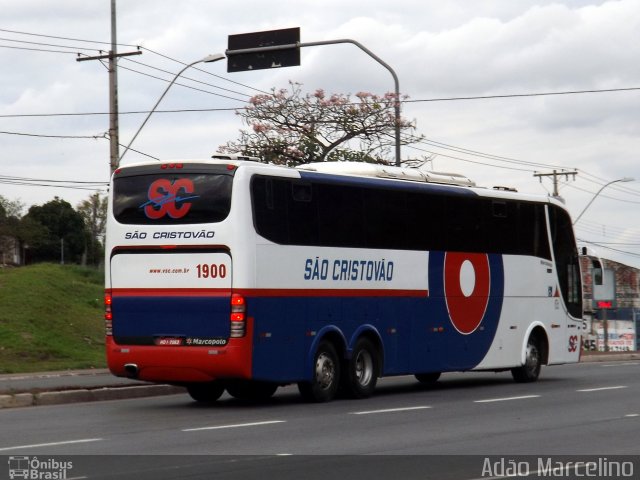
top-left (196, 263), bottom-right (227, 278)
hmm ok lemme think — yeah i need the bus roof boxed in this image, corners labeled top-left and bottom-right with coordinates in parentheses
top-left (115, 158), bottom-right (567, 209)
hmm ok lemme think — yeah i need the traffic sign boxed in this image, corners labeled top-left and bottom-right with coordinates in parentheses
top-left (227, 27), bottom-right (300, 72)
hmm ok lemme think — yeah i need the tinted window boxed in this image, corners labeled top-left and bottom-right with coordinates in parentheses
top-left (251, 174), bottom-right (552, 260)
top-left (549, 205), bottom-right (583, 317)
top-left (113, 167), bottom-right (233, 225)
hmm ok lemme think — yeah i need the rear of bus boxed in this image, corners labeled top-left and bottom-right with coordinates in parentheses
top-left (104, 161), bottom-right (252, 385)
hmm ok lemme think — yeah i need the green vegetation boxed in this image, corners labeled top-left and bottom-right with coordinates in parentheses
top-left (0, 263), bottom-right (105, 373)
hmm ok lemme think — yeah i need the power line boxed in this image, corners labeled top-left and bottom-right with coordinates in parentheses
top-left (121, 56), bottom-right (252, 99)
top-left (0, 28), bottom-right (267, 97)
top-left (0, 107), bottom-right (239, 118)
top-left (0, 130), bottom-right (107, 140)
top-left (0, 36), bottom-right (102, 53)
top-left (138, 46), bottom-right (269, 96)
top-left (577, 239), bottom-right (640, 259)
top-left (0, 44), bottom-right (85, 55)
top-left (115, 63), bottom-right (247, 103)
top-left (407, 87), bottom-right (640, 103)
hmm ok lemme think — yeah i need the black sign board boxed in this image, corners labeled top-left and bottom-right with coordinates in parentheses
top-left (227, 27), bottom-right (300, 72)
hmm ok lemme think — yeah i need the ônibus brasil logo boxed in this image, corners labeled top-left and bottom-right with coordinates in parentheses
top-left (140, 178), bottom-right (199, 219)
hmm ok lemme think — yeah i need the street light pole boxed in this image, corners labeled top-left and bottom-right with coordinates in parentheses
top-left (572, 177), bottom-right (634, 225)
top-left (119, 53), bottom-right (226, 163)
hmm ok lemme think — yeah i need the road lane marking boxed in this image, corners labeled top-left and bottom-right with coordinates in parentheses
top-left (600, 362), bottom-right (639, 367)
top-left (182, 420), bottom-right (286, 432)
top-left (577, 385), bottom-right (627, 392)
top-left (474, 395), bottom-right (540, 403)
top-left (0, 438), bottom-right (102, 452)
top-left (350, 406), bottom-right (432, 415)
top-left (625, 414), bottom-right (639, 417)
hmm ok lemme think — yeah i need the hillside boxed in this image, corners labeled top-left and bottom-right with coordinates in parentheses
top-left (0, 263), bottom-right (105, 373)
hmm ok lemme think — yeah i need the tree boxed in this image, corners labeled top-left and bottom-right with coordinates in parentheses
top-left (24, 197), bottom-right (86, 264)
top-left (77, 192), bottom-right (107, 266)
top-left (219, 82), bottom-right (424, 166)
top-left (0, 195), bottom-right (47, 265)
top-left (0, 195), bottom-right (24, 220)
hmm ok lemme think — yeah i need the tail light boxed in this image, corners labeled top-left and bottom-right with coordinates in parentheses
top-left (104, 290), bottom-right (113, 336)
top-left (230, 293), bottom-right (246, 338)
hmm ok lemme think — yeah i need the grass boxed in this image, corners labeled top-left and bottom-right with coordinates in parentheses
top-left (0, 263), bottom-right (105, 373)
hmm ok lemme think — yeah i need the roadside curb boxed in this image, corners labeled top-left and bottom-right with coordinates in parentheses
top-left (579, 352), bottom-right (639, 363)
top-left (0, 384), bottom-right (186, 409)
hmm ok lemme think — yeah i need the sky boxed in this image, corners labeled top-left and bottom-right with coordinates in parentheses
top-left (1, 0), bottom-right (640, 267)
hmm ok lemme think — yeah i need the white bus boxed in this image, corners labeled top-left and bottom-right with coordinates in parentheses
top-left (105, 157), bottom-right (583, 403)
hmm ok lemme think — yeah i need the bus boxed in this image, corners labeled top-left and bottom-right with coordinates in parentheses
top-left (105, 156), bottom-right (583, 403)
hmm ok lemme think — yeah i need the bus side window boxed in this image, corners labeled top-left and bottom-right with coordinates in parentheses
top-left (289, 181), bottom-right (319, 245)
top-left (252, 176), bottom-right (288, 244)
top-left (548, 205), bottom-right (583, 318)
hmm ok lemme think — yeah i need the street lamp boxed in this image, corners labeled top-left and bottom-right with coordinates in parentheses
top-left (119, 53), bottom-right (226, 163)
top-left (572, 177), bottom-right (634, 225)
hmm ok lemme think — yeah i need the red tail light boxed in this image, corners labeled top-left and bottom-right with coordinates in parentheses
top-left (104, 290), bottom-right (113, 336)
top-left (230, 293), bottom-right (246, 338)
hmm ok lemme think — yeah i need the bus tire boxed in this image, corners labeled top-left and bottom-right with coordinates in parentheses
top-left (342, 337), bottom-right (380, 399)
top-left (226, 380), bottom-right (278, 401)
top-left (415, 372), bottom-right (441, 384)
top-left (298, 340), bottom-right (341, 403)
top-left (186, 381), bottom-right (225, 403)
top-left (511, 334), bottom-right (542, 383)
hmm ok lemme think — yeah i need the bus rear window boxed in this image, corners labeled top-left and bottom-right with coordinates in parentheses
top-left (113, 169), bottom-right (233, 225)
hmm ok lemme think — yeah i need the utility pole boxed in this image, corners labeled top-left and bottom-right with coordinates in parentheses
top-left (533, 169), bottom-right (578, 199)
top-left (77, 0), bottom-right (141, 174)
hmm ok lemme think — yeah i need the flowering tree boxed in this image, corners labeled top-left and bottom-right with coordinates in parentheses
top-left (219, 82), bottom-right (424, 165)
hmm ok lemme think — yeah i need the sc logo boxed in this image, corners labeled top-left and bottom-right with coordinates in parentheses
top-left (142, 178), bottom-right (198, 219)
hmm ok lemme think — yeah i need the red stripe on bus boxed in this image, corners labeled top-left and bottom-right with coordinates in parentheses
top-left (110, 288), bottom-right (428, 298)
top-left (110, 288), bottom-right (231, 297)
top-left (235, 288), bottom-right (429, 298)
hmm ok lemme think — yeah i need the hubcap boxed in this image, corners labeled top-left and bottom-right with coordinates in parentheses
top-left (355, 350), bottom-right (373, 386)
top-left (315, 352), bottom-right (335, 390)
top-left (525, 343), bottom-right (539, 375)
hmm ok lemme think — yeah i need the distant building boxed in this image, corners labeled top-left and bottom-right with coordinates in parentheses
top-left (0, 235), bottom-right (23, 266)
top-left (580, 255), bottom-right (639, 352)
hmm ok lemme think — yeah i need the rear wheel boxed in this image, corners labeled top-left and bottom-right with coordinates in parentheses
top-left (226, 380), bottom-right (278, 401)
top-left (415, 372), bottom-right (441, 384)
top-left (186, 381), bottom-right (225, 403)
top-left (512, 335), bottom-right (542, 383)
top-left (298, 340), bottom-right (341, 403)
top-left (341, 338), bottom-right (380, 399)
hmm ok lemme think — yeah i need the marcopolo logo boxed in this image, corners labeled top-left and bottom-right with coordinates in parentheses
top-left (7, 456), bottom-right (73, 479)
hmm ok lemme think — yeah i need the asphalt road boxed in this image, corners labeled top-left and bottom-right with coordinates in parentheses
top-left (0, 361), bottom-right (638, 479)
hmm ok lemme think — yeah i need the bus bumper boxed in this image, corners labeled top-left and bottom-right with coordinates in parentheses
top-left (106, 336), bottom-right (253, 383)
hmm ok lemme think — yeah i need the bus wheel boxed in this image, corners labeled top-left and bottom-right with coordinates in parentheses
top-left (511, 335), bottom-right (542, 383)
top-left (415, 372), bottom-right (441, 384)
top-left (298, 340), bottom-right (340, 403)
top-left (186, 381), bottom-right (225, 403)
top-left (342, 338), bottom-right (380, 399)
top-left (226, 380), bottom-right (278, 401)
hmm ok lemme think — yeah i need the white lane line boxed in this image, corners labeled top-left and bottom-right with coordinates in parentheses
top-left (625, 414), bottom-right (639, 417)
top-left (474, 395), bottom-right (540, 403)
top-left (182, 420), bottom-right (286, 432)
top-left (0, 438), bottom-right (103, 452)
top-left (600, 362), bottom-right (639, 367)
top-left (351, 406), bottom-right (432, 415)
top-left (577, 385), bottom-right (627, 392)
